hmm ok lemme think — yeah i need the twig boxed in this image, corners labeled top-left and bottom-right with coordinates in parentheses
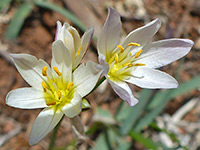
top-left (0, 124), bottom-right (22, 146)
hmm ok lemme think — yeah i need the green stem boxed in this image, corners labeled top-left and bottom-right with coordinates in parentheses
top-left (48, 116), bottom-right (64, 150)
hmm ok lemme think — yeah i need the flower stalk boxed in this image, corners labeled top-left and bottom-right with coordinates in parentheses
top-left (70, 116), bottom-right (87, 150)
top-left (48, 116), bottom-right (64, 150)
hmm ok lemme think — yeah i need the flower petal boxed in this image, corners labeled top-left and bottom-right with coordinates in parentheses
top-left (97, 7), bottom-right (121, 57)
top-left (6, 87), bottom-right (47, 109)
top-left (62, 29), bottom-right (75, 57)
top-left (108, 79), bottom-right (138, 106)
top-left (51, 40), bottom-right (72, 82)
top-left (136, 39), bottom-right (194, 68)
top-left (67, 26), bottom-right (81, 54)
top-left (55, 21), bottom-right (70, 41)
top-left (98, 53), bottom-right (109, 75)
top-left (125, 67), bottom-right (178, 89)
top-left (61, 92), bottom-right (82, 118)
top-left (29, 107), bottom-right (63, 145)
top-left (10, 54), bottom-right (49, 90)
top-left (121, 18), bottom-right (161, 49)
top-left (74, 27), bottom-right (94, 69)
top-left (73, 61), bottom-right (102, 97)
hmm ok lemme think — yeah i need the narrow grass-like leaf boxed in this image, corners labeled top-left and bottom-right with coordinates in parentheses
top-left (118, 89), bottom-right (152, 135)
top-left (133, 75), bottom-right (200, 132)
top-left (5, 2), bottom-right (33, 40)
top-left (0, 0), bottom-right (13, 11)
top-left (92, 129), bottom-right (116, 150)
top-left (134, 91), bottom-right (170, 132)
top-left (130, 131), bottom-right (169, 150)
top-left (148, 75), bottom-right (200, 109)
top-left (34, 0), bottom-right (86, 31)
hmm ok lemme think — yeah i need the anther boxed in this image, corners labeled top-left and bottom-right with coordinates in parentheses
top-left (58, 91), bottom-right (61, 99)
top-left (117, 45), bottom-right (124, 53)
top-left (134, 63), bottom-right (146, 66)
top-left (53, 67), bottom-right (62, 76)
top-left (67, 82), bottom-right (74, 91)
top-left (42, 66), bottom-right (48, 76)
top-left (134, 50), bottom-right (143, 58)
top-left (114, 53), bottom-right (118, 64)
top-left (77, 46), bottom-right (81, 56)
top-left (46, 101), bottom-right (56, 106)
top-left (123, 63), bottom-right (133, 67)
top-left (128, 42), bottom-right (141, 47)
top-left (42, 81), bottom-right (47, 92)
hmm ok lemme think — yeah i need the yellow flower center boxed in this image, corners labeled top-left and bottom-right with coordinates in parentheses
top-left (107, 42), bottom-right (145, 81)
top-left (41, 66), bottom-right (74, 108)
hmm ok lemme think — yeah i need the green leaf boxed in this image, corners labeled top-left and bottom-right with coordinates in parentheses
top-left (92, 127), bottom-right (131, 150)
top-left (133, 75), bottom-right (200, 132)
top-left (117, 89), bottom-right (152, 135)
top-left (92, 129), bottom-right (116, 150)
top-left (116, 142), bottom-right (131, 150)
top-left (130, 131), bottom-right (169, 150)
top-left (34, 0), bottom-right (86, 31)
top-left (134, 91), bottom-right (170, 132)
top-left (0, 0), bottom-right (12, 11)
top-left (5, 2), bottom-right (33, 40)
top-left (148, 75), bottom-right (200, 109)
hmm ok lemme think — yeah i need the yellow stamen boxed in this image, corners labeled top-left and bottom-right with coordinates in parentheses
top-left (42, 66), bottom-right (48, 76)
top-left (117, 45), bottom-right (124, 53)
top-left (134, 50), bottom-right (143, 58)
top-left (42, 81), bottom-right (47, 92)
top-left (58, 91), bottom-right (61, 99)
top-left (114, 53), bottom-right (118, 64)
top-left (123, 63), bottom-right (133, 67)
top-left (53, 67), bottom-right (62, 76)
top-left (134, 63), bottom-right (146, 66)
top-left (77, 46), bottom-right (81, 56)
top-left (67, 82), bottom-right (74, 91)
top-left (46, 101), bottom-right (56, 106)
top-left (128, 42), bottom-right (141, 47)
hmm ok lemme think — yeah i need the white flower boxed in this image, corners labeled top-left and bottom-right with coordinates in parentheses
top-left (6, 40), bottom-right (101, 145)
top-left (55, 21), bottom-right (94, 70)
top-left (97, 8), bottom-right (193, 106)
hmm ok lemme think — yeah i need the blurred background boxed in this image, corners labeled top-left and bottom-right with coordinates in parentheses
top-left (0, 0), bottom-right (200, 149)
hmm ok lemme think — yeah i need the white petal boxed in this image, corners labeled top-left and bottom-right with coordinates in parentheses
top-left (97, 7), bottom-right (121, 56)
top-left (121, 18), bottom-right (161, 49)
top-left (108, 79), bottom-right (138, 106)
top-left (61, 93), bottom-right (82, 118)
top-left (6, 87), bottom-right (47, 109)
top-left (67, 26), bottom-right (81, 53)
top-left (10, 54), bottom-right (49, 90)
top-left (29, 107), bottom-right (63, 145)
top-left (55, 21), bottom-right (62, 40)
top-left (98, 54), bottom-right (109, 75)
top-left (63, 29), bottom-right (75, 57)
top-left (73, 27), bottom-right (94, 69)
top-left (51, 40), bottom-right (72, 82)
top-left (125, 67), bottom-right (178, 89)
top-left (73, 62), bottom-right (102, 97)
top-left (55, 21), bottom-right (70, 41)
top-left (136, 39), bottom-right (194, 68)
